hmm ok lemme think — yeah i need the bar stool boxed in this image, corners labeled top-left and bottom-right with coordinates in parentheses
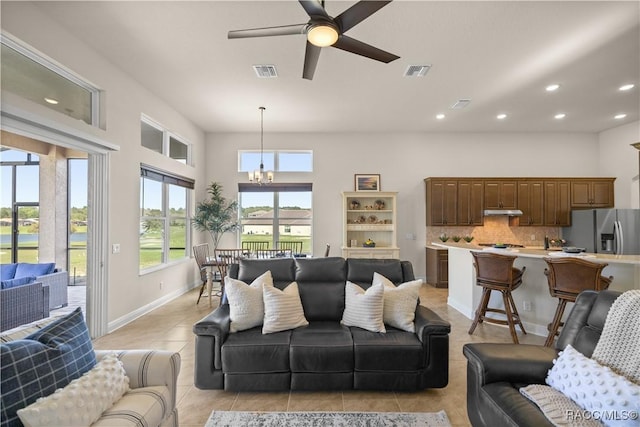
top-left (469, 252), bottom-right (527, 344)
top-left (543, 257), bottom-right (612, 347)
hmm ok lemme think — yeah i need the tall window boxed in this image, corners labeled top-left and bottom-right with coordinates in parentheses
top-left (0, 149), bottom-right (40, 263)
top-left (238, 183), bottom-right (312, 255)
top-left (139, 165), bottom-right (193, 272)
top-left (141, 116), bottom-right (191, 165)
top-left (68, 158), bottom-right (88, 284)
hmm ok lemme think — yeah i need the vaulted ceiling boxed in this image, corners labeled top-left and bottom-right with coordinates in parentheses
top-left (27, 1), bottom-right (640, 133)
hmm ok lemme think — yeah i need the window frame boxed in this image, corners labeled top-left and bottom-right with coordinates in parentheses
top-left (139, 165), bottom-right (193, 274)
top-left (141, 115), bottom-right (192, 165)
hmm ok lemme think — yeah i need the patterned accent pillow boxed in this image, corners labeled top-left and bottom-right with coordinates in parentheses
top-left (341, 281), bottom-right (386, 333)
top-left (262, 282), bottom-right (309, 334)
top-left (373, 272), bottom-right (422, 333)
top-left (225, 271), bottom-right (273, 333)
top-left (546, 344), bottom-right (640, 427)
top-left (17, 353), bottom-right (129, 427)
top-left (1, 307), bottom-right (96, 427)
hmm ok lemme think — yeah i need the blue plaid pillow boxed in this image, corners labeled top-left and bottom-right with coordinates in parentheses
top-left (0, 308), bottom-right (95, 427)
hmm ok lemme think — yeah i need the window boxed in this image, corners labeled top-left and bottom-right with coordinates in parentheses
top-left (141, 116), bottom-right (191, 164)
top-left (239, 150), bottom-right (313, 173)
top-left (139, 165), bottom-right (193, 272)
top-left (1, 34), bottom-right (100, 126)
top-left (68, 158), bottom-right (88, 284)
top-left (238, 183), bottom-right (312, 255)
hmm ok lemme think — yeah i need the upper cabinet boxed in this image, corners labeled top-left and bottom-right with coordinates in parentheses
top-left (570, 178), bottom-right (615, 208)
top-left (484, 180), bottom-right (518, 210)
top-left (517, 180), bottom-right (544, 226)
top-left (457, 179), bottom-right (484, 226)
top-left (424, 177), bottom-right (615, 227)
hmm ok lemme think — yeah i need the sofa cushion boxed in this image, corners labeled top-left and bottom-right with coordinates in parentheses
top-left (0, 275), bottom-right (36, 289)
top-left (222, 328), bottom-right (291, 374)
top-left (0, 307), bottom-right (95, 427)
top-left (92, 385), bottom-right (171, 427)
top-left (262, 282), bottom-right (308, 334)
top-left (0, 264), bottom-right (17, 281)
top-left (295, 258), bottom-right (347, 322)
top-left (15, 263), bottom-right (55, 278)
top-left (237, 258), bottom-right (295, 287)
top-left (17, 353), bottom-right (129, 427)
top-left (341, 282), bottom-right (386, 333)
top-left (225, 271), bottom-right (273, 333)
top-left (347, 258), bottom-right (404, 285)
top-left (373, 273), bottom-right (422, 333)
top-left (290, 322), bottom-right (353, 373)
top-left (351, 327), bottom-right (425, 371)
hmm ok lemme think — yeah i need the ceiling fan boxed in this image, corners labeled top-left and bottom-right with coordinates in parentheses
top-left (228, 0), bottom-right (400, 80)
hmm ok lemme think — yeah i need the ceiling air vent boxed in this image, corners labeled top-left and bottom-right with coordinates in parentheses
top-left (404, 64), bottom-right (431, 77)
top-left (253, 65), bottom-right (278, 78)
top-left (451, 99), bottom-right (471, 109)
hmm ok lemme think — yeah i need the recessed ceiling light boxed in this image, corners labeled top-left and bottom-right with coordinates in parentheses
top-left (44, 97), bottom-right (59, 105)
top-left (546, 84), bottom-right (560, 92)
top-left (496, 113), bottom-right (507, 120)
top-left (436, 113), bottom-right (445, 120)
top-left (619, 84), bottom-right (635, 91)
top-left (614, 113), bottom-right (627, 119)
top-left (554, 113), bottom-right (566, 119)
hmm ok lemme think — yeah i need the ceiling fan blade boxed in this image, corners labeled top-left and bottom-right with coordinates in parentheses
top-left (298, 0), bottom-right (330, 19)
top-left (228, 24), bottom-right (307, 39)
top-left (302, 41), bottom-right (322, 80)
top-left (332, 34), bottom-right (399, 63)
top-left (335, 0), bottom-right (392, 33)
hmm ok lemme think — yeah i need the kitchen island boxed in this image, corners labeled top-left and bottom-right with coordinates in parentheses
top-left (433, 241), bottom-right (640, 336)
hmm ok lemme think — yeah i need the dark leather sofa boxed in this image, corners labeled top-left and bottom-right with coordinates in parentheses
top-left (193, 257), bottom-right (451, 391)
top-left (463, 289), bottom-right (621, 427)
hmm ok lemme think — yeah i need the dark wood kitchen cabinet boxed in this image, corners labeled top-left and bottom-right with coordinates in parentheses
top-left (457, 179), bottom-right (484, 226)
top-left (570, 178), bottom-right (615, 208)
top-left (425, 179), bottom-right (458, 225)
top-left (484, 180), bottom-right (518, 210)
top-left (517, 180), bottom-right (544, 226)
top-left (544, 180), bottom-right (571, 226)
top-left (426, 247), bottom-right (448, 288)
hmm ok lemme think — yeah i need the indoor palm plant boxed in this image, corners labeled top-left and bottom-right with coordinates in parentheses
top-left (192, 182), bottom-right (239, 249)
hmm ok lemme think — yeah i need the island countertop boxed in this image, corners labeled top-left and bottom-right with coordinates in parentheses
top-left (431, 241), bottom-right (640, 337)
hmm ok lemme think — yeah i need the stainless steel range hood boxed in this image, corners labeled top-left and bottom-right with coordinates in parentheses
top-left (483, 209), bottom-right (523, 216)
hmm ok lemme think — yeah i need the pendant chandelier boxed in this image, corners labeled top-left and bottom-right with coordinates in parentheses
top-left (248, 106), bottom-right (273, 185)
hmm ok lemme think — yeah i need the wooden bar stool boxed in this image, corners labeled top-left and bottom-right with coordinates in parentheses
top-left (543, 257), bottom-right (612, 347)
top-left (469, 252), bottom-right (526, 344)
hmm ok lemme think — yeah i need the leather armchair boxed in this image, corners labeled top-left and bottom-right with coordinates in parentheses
top-left (463, 289), bottom-right (621, 427)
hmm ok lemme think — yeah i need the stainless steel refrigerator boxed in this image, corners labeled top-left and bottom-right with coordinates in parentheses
top-left (562, 209), bottom-right (640, 255)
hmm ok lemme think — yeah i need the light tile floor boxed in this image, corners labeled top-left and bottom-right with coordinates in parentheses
top-left (87, 285), bottom-right (545, 427)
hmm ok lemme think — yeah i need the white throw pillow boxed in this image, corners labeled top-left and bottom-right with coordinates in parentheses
top-left (225, 271), bottom-right (273, 333)
top-left (341, 281), bottom-right (386, 333)
top-left (546, 344), bottom-right (640, 427)
top-left (17, 353), bottom-right (129, 427)
top-left (373, 272), bottom-right (422, 333)
top-left (262, 282), bottom-right (309, 334)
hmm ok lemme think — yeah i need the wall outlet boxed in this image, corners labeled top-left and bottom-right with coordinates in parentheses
top-left (112, 243), bottom-right (121, 254)
top-left (523, 300), bottom-right (532, 311)
top-left (159, 281), bottom-right (163, 290)
top-left (530, 234), bottom-right (536, 241)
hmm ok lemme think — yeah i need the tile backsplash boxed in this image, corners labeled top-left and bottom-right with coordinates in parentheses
top-left (426, 216), bottom-right (561, 246)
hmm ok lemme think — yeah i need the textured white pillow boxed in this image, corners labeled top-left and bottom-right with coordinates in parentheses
top-left (546, 344), bottom-right (640, 427)
top-left (341, 281), bottom-right (386, 333)
top-left (373, 272), bottom-right (422, 333)
top-left (226, 271), bottom-right (273, 333)
top-left (262, 282), bottom-right (309, 334)
top-left (17, 353), bottom-right (129, 427)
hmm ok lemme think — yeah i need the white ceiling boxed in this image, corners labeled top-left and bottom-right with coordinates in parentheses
top-left (30, 1), bottom-right (640, 134)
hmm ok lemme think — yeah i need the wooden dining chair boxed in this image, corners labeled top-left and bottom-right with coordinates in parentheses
top-left (255, 249), bottom-right (293, 259)
top-left (276, 241), bottom-right (303, 255)
top-left (213, 249), bottom-right (247, 298)
top-left (241, 241), bottom-right (270, 253)
top-left (192, 243), bottom-right (210, 305)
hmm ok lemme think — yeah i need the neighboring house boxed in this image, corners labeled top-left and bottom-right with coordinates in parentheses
top-left (243, 210), bottom-right (312, 236)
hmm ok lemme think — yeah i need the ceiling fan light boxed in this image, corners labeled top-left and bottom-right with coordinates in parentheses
top-left (307, 24), bottom-right (339, 47)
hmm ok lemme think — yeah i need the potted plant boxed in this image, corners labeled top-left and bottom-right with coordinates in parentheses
top-left (192, 182), bottom-right (239, 249)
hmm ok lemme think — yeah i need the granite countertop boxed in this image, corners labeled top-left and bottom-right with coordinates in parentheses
top-left (430, 241), bottom-right (640, 265)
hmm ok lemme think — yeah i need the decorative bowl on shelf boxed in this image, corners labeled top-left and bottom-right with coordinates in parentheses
top-left (363, 239), bottom-right (376, 248)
